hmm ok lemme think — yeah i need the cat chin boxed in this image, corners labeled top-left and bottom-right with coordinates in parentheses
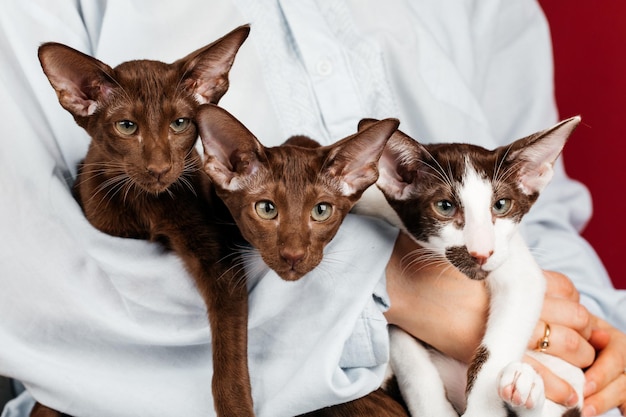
top-left (268, 262), bottom-right (320, 282)
top-left (133, 179), bottom-right (177, 195)
top-left (461, 267), bottom-right (489, 281)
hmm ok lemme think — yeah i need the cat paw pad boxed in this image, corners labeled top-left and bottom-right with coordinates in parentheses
top-left (498, 362), bottom-right (545, 410)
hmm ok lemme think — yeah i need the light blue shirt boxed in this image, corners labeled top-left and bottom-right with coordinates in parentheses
top-left (0, 0), bottom-right (623, 416)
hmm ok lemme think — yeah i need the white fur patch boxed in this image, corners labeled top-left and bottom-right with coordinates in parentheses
top-left (458, 161), bottom-right (494, 257)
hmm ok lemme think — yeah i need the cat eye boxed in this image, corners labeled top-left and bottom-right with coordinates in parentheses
top-left (255, 200), bottom-right (278, 220)
top-left (433, 200), bottom-right (456, 217)
top-left (115, 120), bottom-right (138, 135)
top-left (492, 198), bottom-right (513, 215)
top-left (311, 203), bottom-right (333, 222)
top-left (170, 118), bottom-right (191, 133)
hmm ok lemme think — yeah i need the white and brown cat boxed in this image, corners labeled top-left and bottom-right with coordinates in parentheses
top-left (355, 117), bottom-right (584, 417)
top-left (38, 26), bottom-right (253, 417)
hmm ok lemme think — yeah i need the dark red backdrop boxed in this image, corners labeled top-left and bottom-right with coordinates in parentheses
top-left (539, 1), bottom-right (625, 289)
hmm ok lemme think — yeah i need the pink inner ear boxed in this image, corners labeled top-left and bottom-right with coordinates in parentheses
top-left (377, 166), bottom-right (410, 200)
top-left (518, 164), bottom-right (554, 195)
top-left (194, 76), bottom-right (228, 104)
top-left (56, 83), bottom-right (97, 117)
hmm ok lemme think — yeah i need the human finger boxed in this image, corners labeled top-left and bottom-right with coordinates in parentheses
top-left (523, 354), bottom-right (579, 408)
top-left (543, 270), bottom-right (580, 302)
top-left (527, 321), bottom-right (595, 369)
top-left (540, 295), bottom-right (592, 340)
top-left (581, 372), bottom-right (626, 417)
top-left (583, 329), bottom-right (626, 398)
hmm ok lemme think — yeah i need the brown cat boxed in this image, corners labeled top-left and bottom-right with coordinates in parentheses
top-left (195, 104), bottom-right (408, 416)
top-left (195, 103), bottom-right (400, 282)
top-left (37, 26), bottom-right (254, 417)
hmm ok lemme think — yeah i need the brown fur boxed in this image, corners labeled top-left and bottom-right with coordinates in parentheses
top-left (298, 389), bottom-right (409, 417)
top-left (466, 344), bottom-right (489, 396)
top-left (197, 104), bottom-right (399, 282)
top-left (37, 26), bottom-right (254, 416)
top-left (30, 403), bottom-right (70, 417)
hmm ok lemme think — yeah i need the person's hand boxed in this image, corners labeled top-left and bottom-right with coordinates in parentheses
top-left (384, 232), bottom-right (489, 363)
top-left (581, 316), bottom-right (626, 416)
top-left (523, 271), bottom-right (595, 407)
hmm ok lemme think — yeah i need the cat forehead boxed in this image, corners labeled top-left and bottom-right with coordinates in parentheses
top-left (254, 146), bottom-right (345, 194)
top-left (426, 143), bottom-right (499, 179)
top-left (112, 60), bottom-right (184, 95)
top-left (265, 144), bottom-right (325, 172)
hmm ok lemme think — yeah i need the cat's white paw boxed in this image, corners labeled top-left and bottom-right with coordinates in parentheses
top-left (498, 362), bottom-right (545, 410)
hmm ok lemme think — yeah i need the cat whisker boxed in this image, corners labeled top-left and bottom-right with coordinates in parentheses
top-left (218, 261), bottom-right (250, 294)
top-left (311, 262), bottom-right (340, 283)
top-left (419, 158), bottom-right (454, 191)
top-left (399, 247), bottom-right (451, 278)
top-left (83, 60), bottom-right (132, 103)
top-left (493, 144), bottom-right (513, 185)
top-left (420, 147), bottom-right (455, 189)
top-left (122, 178), bottom-right (140, 206)
top-left (88, 173), bottom-right (133, 210)
top-left (494, 158), bottom-right (523, 187)
top-left (174, 175), bottom-right (198, 197)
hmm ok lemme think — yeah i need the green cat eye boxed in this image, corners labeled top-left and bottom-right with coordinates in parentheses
top-left (255, 200), bottom-right (278, 220)
top-left (170, 117), bottom-right (191, 133)
top-left (493, 198), bottom-right (512, 215)
top-left (433, 200), bottom-right (456, 217)
top-left (311, 202), bottom-right (333, 222)
top-left (115, 120), bottom-right (137, 135)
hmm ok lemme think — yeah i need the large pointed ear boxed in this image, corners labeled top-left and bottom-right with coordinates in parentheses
top-left (506, 116), bottom-right (581, 195)
top-left (38, 43), bottom-right (116, 118)
top-left (196, 103), bottom-right (264, 191)
top-left (177, 24), bottom-right (250, 105)
top-left (376, 129), bottom-right (429, 201)
top-left (324, 118), bottom-right (399, 197)
top-left (357, 118), bottom-right (379, 132)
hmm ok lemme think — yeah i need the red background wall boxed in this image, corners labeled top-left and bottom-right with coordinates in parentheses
top-left (539, 1), bottom-right (625, 289)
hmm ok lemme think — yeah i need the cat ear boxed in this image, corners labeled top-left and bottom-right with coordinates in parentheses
top-left (196, 103), bottom-right (264, 191)
top-left (177, 24), bottom-right (250, 105)
top-left (376, 130), bottom-right (427, 201)
top-left (506, 116), bottom-right (581, 195)
top-left (38, 43), bottom-right (116, 118)
top-left (357, 118), bottom-right (378, 131)
top-left (325, 118), bottom-right (399, 197)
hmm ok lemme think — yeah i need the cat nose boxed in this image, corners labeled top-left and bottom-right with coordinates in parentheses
top-left (280, 248), bottom-right (305, 268)
top-left (469, 250), bottom-right (493, 266)
top-left (146, 163), bottom-right (172, 180)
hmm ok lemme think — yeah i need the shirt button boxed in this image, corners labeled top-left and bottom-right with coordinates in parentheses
top-left (316, 58), bottom-right (333, 76)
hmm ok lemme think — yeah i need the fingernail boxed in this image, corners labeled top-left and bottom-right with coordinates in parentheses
top-left (582, 405), bottom-right (597, 417)
top-left (584, 380), bottom-right (596, 396)
top-left (566, 391), bottom-right (579, 407)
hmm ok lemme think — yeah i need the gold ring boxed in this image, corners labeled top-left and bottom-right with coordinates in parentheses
top-left (536, 323), bottom-right (551, 352)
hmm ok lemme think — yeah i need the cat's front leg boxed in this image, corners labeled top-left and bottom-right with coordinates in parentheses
top-left (462, 237), bottom-right (546, 417)
top-left (498, 361), bottom-right (546, 413)
top-left (388, 326), bottom-right (459, 417)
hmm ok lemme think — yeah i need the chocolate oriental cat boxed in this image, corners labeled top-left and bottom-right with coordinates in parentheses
top-left (195, 103), bottom-right (409, 417)
top-left (37, 26), bottom-right (254, 417)
top-left (355, 117), bottom-right (584, 417)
